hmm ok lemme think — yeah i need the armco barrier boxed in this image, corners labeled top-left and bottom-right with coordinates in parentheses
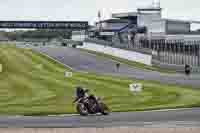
top-left (152, 59), bottom-right (200, 73)
top-left (85, 38), bottom-right (152, 55)
top-left (77, 42), bottom-right (152, 66)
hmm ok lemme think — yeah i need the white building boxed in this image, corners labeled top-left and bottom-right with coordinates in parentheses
top-left (71, 31), bottom-right (88, 41)
top-left (91, 4), bottom-right (200, 43)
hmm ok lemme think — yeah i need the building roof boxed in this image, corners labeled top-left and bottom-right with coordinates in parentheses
top-left (137, 7), bottom-right (162, 11)
top-left (90, 22), bottom-right (146, 33)
top-left (90, 22), bottom-right (129, 32)
top-left (112, 12), bottom-right (138, 18)
top-left (101, 23), bottom-right (129, 32)
top-left (96, 19), bottom-right (129, 24)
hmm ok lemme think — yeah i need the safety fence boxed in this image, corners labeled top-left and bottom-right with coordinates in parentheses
top-left (84, 37), bottom-right (200, 72)
top-left (139, 39), bottom-right (200, 67)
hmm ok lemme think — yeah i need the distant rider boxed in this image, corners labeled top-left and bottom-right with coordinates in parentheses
top-left (185, 64), bottom-right (191, 76)
top-left (116, 63), bottom-right (120, 71)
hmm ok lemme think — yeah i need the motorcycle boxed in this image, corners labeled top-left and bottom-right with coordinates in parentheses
top-left (74, 95), bottom-right (110, 116)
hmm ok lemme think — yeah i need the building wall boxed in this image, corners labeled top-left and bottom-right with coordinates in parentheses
top-left (137, 13), bottom-right (162, 34)
top-left (165, 34), bottom-right (200, 41)
top-left (72, 35), bottom-right (88, 41)
top-left (149, 20), bottom-right (166, 33)
top-left (72, 31), bottom-right (88, 41)
top-left (166, 20), bottom-right (190, 33)
top-left (137, 12), bottom-right (191, 35)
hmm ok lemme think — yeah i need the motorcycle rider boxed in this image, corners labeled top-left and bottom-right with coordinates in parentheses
top-left (75, 86), bottom-right (88, 99)
top-left (116, 63), bottom-right (120, 72)
top-left (185, 64), bottom-right (191, 76)
top-left (74, 86), bottom-right (97, 105)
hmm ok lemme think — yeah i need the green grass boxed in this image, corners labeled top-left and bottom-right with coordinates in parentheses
top-left (79, 48), bottom-right (176, 74)
top-left (0, 44), bottom-right (199, 115)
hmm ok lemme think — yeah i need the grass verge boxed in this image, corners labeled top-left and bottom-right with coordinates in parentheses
top-left (0, 44), bottom-right (199, 115)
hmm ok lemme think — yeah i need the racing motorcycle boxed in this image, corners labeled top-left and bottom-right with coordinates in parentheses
top-left (74, 91), bottom-right (109, 116)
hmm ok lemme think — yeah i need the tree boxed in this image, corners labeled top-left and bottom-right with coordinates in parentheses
top-left (3, 29), bottom-right (72, 41)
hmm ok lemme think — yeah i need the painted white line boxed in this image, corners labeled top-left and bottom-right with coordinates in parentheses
top-left (137, 107), bottom-right (200, 113)
top-left (47, 114), bottom-right (78, 117)
top-left (2, 107), bottom-right (199, 118)
top-left (33, 48), bottom-right (91, 74)
top-left (78, 70), bottom-right (89, 74)
top-left (33, 49), bottom-right (74, 71)
top-left (141, 121), bottom-right (200, 127)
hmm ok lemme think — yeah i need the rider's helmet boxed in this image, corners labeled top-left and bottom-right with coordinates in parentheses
top-left (76, 86), bottom-right (85, 98)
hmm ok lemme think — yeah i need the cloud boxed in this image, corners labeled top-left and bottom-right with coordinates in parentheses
top-left (0, 0), bottom-right (199, 25)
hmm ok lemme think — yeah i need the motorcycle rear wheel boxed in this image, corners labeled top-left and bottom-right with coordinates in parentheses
top-left (76, 103), bottom-right (88, 116)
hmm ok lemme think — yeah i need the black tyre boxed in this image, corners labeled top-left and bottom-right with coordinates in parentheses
top-left (76, 103), bottom-right (88, 116)
top-left (99, 102), bottom-right (110, 115)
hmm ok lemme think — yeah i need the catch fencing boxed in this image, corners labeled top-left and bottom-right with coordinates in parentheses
top-left (138, 39), bottom-right (200, 72)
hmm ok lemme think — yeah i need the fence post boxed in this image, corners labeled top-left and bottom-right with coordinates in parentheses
top-left (188, 43), bottom-right (191, 66)
top-left (171, 40), bottom-right (174, 64)
top-left (195, 43), bottom-right (197, 66)
top-left (172, 40), bottom-right (175, 64)
top-left (174, 41), bottom-right (177, 65)
top-left (195, 42), bottom-right (198, 66)
top-left (162, 39), bottom-right (165, 62)
top-left (192, 42), bottom-right (195, 66)
top-left (177, 41), bottom-right (180, 65)
top-left (158, 40), bottom-right (161, 61)
top-left (169, 40), bottom-right (172, 64)
top-left (198, 42), bottom-right (200, 66)
top-left (182, 43), bottom-right (185, 65)
top-left (191, 44), bottom-right (194, 66)
top-left (167, 40), bottom-right (170, 64)
top-left (165, 40), bottom-right (168, 63)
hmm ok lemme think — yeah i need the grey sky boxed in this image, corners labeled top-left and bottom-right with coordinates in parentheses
top-left (0, 0), bottom-right (199, 26)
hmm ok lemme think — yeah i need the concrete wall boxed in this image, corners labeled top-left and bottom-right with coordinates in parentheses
top-left (77, 42), bottom-right (152, 65)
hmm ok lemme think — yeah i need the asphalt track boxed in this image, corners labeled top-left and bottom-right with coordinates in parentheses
top-left (33, 46), bottom-right (200, 88)
top-left (1, 108), bottom-right (200, 127)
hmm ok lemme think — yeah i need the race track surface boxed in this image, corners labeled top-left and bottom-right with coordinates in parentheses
top-left (7, 46), bottom-right (199, 128)
top-left (33, 46), bottom-right (200, 88)
top-left (1, 108), bottom-right (200, 127)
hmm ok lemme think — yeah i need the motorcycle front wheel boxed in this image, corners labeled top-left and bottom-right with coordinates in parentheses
top-left (99, 102), bottom-right (110, 115)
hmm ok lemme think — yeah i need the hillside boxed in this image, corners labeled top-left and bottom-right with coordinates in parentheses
top-left (0, 45), bottom-right (200, 115)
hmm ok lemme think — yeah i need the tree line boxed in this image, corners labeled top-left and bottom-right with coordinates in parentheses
top-left (0, 29), bottom-right (72, 41)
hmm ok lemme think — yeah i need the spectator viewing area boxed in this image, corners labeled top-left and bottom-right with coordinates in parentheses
top-left (81, 2), bottom-right (200, 72)
top-left (0, 21), bottom-right (88, 30)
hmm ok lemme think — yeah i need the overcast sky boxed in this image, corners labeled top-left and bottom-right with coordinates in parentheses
top-left (0, 0), bottom-right (199, 27)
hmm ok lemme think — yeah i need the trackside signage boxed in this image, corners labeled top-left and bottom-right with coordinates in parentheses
top-left (0, 64), bottom-right (2, 72)
top-left (0, 21), bottom-right (88, 30)
top-left (65, 71), bottom-right (73, 77)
